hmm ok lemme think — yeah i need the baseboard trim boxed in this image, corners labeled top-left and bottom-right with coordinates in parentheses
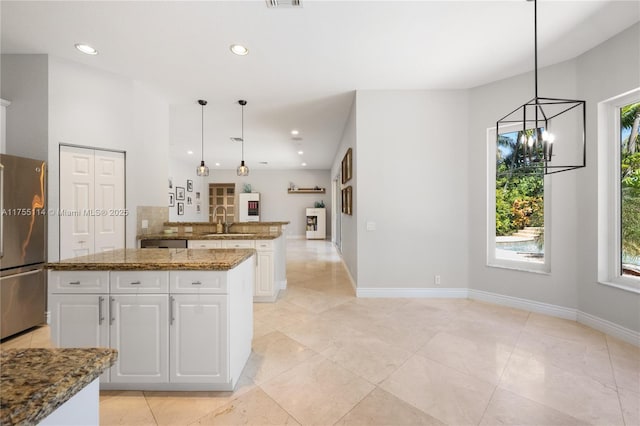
top-left (334, 244), bottom-right (357, 293)
top-left (356, 287), bottom-right (468, 298)
top-left (577, 310), bottom-right (640, 347)
top-left (468, 289), bottom-right (577, 320)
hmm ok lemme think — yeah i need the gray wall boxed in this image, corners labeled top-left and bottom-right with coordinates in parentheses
top-left (575, 24), bottom-right (640, 331)
top-left (1, 54), bottom-right (48, 160)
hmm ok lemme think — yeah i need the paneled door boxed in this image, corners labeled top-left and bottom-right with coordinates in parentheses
top-left (59, 146), bottom-right (125, 260)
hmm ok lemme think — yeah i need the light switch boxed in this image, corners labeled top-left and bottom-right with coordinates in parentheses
top-left (366, 221), bottom-right (376, 231)
top-left (141, 220), bottom-right (149, 229)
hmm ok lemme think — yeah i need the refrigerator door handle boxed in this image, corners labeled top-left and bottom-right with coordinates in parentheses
top-left (0, 162), bottom-right (4, 259)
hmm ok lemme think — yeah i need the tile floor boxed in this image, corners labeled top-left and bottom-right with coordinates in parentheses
top-left (2, 239), bottom-right (639, 425)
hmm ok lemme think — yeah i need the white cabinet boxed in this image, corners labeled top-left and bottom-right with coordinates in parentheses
top-left (254, 249), bottom-right (275, 302)
top-left (221, 240), bottom-right (254, 249)
top-left (48, 259), bottom-right (253, 391)
top-left (170, 294), bottom-right (228, 383)
top-left (306, 208), bottom-right (326, 239)
top-left (187, 240), bottom-right (222, 249)
top-left (109, 295), bottom-right (169, 384)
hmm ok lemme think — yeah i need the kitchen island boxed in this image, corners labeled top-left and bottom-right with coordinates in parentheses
top-left (1, 347), bottom-right (117, 425)
top-left (47, 248), bottom-right (254, 391)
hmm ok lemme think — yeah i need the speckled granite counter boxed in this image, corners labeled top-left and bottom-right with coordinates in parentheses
top-left (137, 232), bottom-right (281, 240)
top-left (0, 348), bottom-right (117, 425)
top-left (47, 248), bottom-right (255, 271)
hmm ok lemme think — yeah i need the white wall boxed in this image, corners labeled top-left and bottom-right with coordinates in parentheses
top-left (331, 96), bottom-right (357, 281)
top-left (354, 90), bottom-right (469, 289)
top-left (47, 57), bottom-right (169, 260)
top-left (468, 60), bottom-right (580, 309)
top-left (575, 23), bottom-right (640, 332)
top-left (1, 54), bottom-right (48, 160)
top-left (169, 160), bottom-right (332, 237)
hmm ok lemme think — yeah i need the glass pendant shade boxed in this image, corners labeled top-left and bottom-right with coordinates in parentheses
top-left (197, 160), bottom-right (209, 177)
top-left (237, 160), bottom-right (249, 176)
top-left (196, 99), bottom-right (210, 177)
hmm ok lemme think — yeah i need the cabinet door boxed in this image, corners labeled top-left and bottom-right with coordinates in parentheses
top-left (170, 294), bottom-right (228, 383)
top-left (49, 294), bottom-right (109, 348)
top-left (254, 251), bottom-right (274, 298)
top-left (222, 240), bottom-right (254, 249)
top-left (188, 240), bottom-right (223, 249)
top-left (109, 295), bottom-right (168, 383)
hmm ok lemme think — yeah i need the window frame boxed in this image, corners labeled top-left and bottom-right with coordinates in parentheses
top-left (486, 124), bottom-right (552, 274)
top-left (598, 88), bottom-right (640, 294)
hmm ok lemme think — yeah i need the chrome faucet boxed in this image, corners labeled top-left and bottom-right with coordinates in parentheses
top-left (212, 205), bottom-right (230, 232)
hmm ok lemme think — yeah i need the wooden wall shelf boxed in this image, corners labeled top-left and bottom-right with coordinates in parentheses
top-left (288, 188), bottom-right (326, 194)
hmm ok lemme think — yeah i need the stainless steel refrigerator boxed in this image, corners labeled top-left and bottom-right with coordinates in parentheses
top-left (0, 154), bottom-right (47, 339)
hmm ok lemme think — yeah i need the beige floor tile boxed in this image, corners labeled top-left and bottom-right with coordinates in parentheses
top-left (144, 391), bottom-right (235, 426)
top-left (499, 349), bottom-right (624, 425)
top-left (335, 388), bottom-right (445, 426)
top-left (461, 300), bottom-right (530, 326)
top-left (444, 316), bottom-right (522, 348)
top-left (524, 313), bottom-right (607, 347)
top-left (261, 354), bottom-right (374, 426)
top-left (380, 354), bottom-right (496, 425)
top-left (0, 330), bottom-right (32, 349)
top-left (321, 331), bottom-right (413, 384)
top-left (100, 390), bottom-right (157, 425)
top-left (607, 335), bottom-right (640, 393)
top-left (243, 331), bottom-right (316, 384)
top-left (280, 316), bottom-right (363, 353)
top-left (416, 331), bottom-right (513, 385)
top-left (514, 330), bottom-right (616, 389)
top-left (619, 387), bottom-right (640, 426)
top-left (479, 388), bottom-right (588, 425)
top-left (29, 326), bottom-right (54, 348)
top-left (254, 300), bottom-right (317, 333)
top-left (192, 387), bottom-right (299, 425)
top-left (282, 285), bottom-right (351, 314)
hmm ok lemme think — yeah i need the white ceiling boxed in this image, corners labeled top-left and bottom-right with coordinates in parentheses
top-left (2, 1), bottom-right (638, 170)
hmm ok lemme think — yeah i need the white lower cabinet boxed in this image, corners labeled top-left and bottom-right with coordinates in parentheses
top-left (48, 260), bottom-right (253, 391)
top-left (255, 251), bottom-right (274, 299)
top-left (170, 294), bottom-right (228, 383)
top-left (109, 294), bottom-right (169, 384)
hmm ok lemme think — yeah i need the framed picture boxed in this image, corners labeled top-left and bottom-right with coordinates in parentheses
top-left (342, 186), bottom-right (352, 215)
top-left (196, 191), bottom-right (201, 200)
top-left (168, 178), bottom-right (173, 189)
top-left (196, 204), bottom-right (201, 214)
top-left (341, 148), bottom-right (352, 184)
top-left (169, 192), bottom-right (175, 207)
top-left (187, 180), bottom-right (193, 192)
top-left (176, 186), bottom-right (185, 200)
top-left (177, 202), bottom-right (184, 215)
top-left (187, 196), bottom-right (193, 205)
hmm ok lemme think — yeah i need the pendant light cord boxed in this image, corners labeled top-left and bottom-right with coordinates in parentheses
top-left (201, 103), bottom-right (204, 159)
top-left (241, 103), bottom-right (245, 161)
top-left (534, 0), bottom-right (538, 100)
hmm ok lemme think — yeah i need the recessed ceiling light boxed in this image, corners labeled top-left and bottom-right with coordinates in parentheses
top-left (230, 44), bottom-right (249, 56)
top-left (301, 162), bottom-right (307, 167)
top-left (290, 129), bottom-right (300, 136)
top-left (298, 151), bottom-right (304, 155)
top-left (75, 43), bottom-right (98, 55)
top-left (215, 162), bottom-right (221, 167)
top-left (259, 161), bottom-right (268, 165)
top-left (187, 150), bottom-right (194, 155)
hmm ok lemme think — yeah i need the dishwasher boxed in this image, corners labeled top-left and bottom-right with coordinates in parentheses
top-left (140, 239), bottom-right (187, 248)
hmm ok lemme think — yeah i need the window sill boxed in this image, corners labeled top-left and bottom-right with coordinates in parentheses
top-left (598, 279), bottom-right (640, 295)
top-left (487, 261), bottom-right (550, 275)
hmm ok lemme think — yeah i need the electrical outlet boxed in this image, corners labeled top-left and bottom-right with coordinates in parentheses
top-left (434, 275), bottom-right (441, 286)
top-left (141, 220), bottom-right (149, 229)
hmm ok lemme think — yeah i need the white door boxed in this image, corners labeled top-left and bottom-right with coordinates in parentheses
top-left (255, 251), bottom-right (274, 298)
top-left (59, 146), bottom-right (125, 260)
top-left (49, 294), bottom-right (109, 348)
top-left (94, 151), bottom-right (125, 253)
top-left (170, 294), bottom-right (228, 383)
top-left (60, 147), bottom-right (95, 259)
top-left (109, 294), bottom-right (168, 383)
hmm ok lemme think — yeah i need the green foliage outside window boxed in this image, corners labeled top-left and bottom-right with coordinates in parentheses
top-left (621, 102), bottom-right (640, 271)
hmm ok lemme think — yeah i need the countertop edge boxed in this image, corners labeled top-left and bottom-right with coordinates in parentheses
top-left (136, 232), bottom-right (281, 241)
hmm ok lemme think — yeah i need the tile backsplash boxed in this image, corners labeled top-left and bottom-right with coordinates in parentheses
top-left (137, 206), bottom-right (169, 235)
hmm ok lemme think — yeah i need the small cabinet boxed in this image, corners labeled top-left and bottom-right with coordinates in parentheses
top-left (306, 208), bottom-right (326, 240)
top-left (187, 240), bottom-right (222, 249)
top-left (109, 294), bottom-right (169, 384)
top-left (221, 240), bottom-right (254, 249)
top-left (170, 294), bottom-right (228, 383)
top-left (49, 294), bottom-right (109, 349)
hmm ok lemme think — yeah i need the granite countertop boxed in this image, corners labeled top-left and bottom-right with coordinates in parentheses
top-left (137, 232), bottom-right (281, 241)
top-left (1, 347), bottom-right (117, 425)
top-left (47, 248), bottom-right (255, 271)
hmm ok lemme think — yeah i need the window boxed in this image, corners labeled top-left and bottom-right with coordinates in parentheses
top-left (487, 125), bottom-right (550, 273)
top-left (598, 88), bottom-right (640, 293)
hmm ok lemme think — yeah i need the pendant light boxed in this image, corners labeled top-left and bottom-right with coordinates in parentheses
top-left (196, 99), bottom-right (209, 177)
top-left (237, 100), bottom-right (249, 176)
top-left (496, 0), bottom-right (585, 175)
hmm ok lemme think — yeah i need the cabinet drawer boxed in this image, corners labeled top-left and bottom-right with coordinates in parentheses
top-left (188, 240), bottom-right (223, 249)
top-left (254, 240), bottom-right (274, 251)
top-left (110, 271), bottom-right (169, 293)
top-left (170, 271), bottom-right (228, 293)
top-left (222, 240), bottom-right (254, 249)
top-left (49, 271), bottom-right (110, 293)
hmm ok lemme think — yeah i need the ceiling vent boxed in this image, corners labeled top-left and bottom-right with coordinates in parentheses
top-left (265, 0), bottom-right (301, 8)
